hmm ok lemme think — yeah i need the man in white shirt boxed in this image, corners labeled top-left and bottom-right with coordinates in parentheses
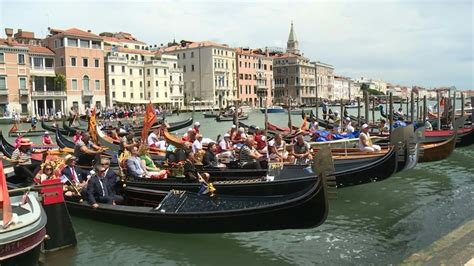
top-left (155, 136), bottom-right (167, 150)
top-left (359, 124), bottom-right (381, 152)
top-left (218, 133), bottom-right (235, 160)
top-left (147, 128), bottom-right (160, 147)
top-left (192, 134), bottom-right (203, 154)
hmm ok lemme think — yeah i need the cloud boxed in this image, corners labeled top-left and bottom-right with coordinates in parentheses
top-left (1, 0), bottom-right (472, 89)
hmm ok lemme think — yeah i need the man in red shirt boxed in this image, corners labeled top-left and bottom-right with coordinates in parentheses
top-left (193, 122), bottom-right (200, 134)
top-left (254, 127), bottom-right (267, 153)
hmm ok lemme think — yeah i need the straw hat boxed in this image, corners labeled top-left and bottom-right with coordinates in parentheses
top-left (19, 138), bottom-right (33, 146)
top-left (64, 154), bottom-right (76, 163)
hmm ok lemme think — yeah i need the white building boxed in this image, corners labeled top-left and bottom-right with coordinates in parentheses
top-left (163, 41), bottom-right (237, 108)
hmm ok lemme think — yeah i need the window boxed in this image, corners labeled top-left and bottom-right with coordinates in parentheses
top-left (83, 58), bottom-right (88, 67)
top-left (139, 81), bottom-right (143, 88)
top-left (112, 92), bottom-right (115, 98)
top-left (54, 40), bottom-right (58, 48)
top-left (147, 81), bottom-right (150, 87)
top-left (80, 39), bottom-right (89, 48)
top-left (139, 69), bottom-right (142, 75)
top-left (129, 69), bottom-right (132, 75)
top-left (165, 92), bottom-right (168, 98)
top-left (18, 54), bottom-right (25, 64)
top-left (111, 65), bottom-right (115, 72)
top-left (60, 38), bottom-right (64, 47)
top-left (72, 79), bottom-right (78, 90)
top-left (91, 41), bottom-right (101, 49)
top-left (0, 53), bottom-right (4, 63)
top-left (191, 65), bottom-right (195, 72)
top-left (95, 59), bottom-right (99, 68)
top-left (123, 92), bottom-right (126, 98)
top-left (19, 77), bottom-right (26, 89)
top-left (68, 38), bottom-right (78, 47)
top-left (71, 57), bottom-right (76, 66)
top-left (148, 92), bottom-right (151, 99)
top-left (147, 69), bottom-right (150, 76)
top-left (155, 80), bottom-right (158, 87)
top-left (155, 68), bottom-right (158, 75)
top-left (130, 93), bottom-right (134, 99)
top-left (33, 58), bottom-right (43, 68)
top-left (164, 81), bottom-right (167, 87)
top-left (122, 79), bottom-right (126, 86)
top-left (0, 77), bottom-right (5, 90)
top-left (111, 79), bottom-right (115, 86)
top-left (191, 52), bottom-right (194, 58)
top-left (182, 53), bottom-right (186, 59)
top-left (83, 76), bottom-right (90, 90)
top-left (140, 93), bottom-right (143, 99)
top-left (183, 65), bottom-right (186, 72)
top-left (21, 103), bottom-right (28, 114)
top-left (60, 57), bottom-right (64, 67)
top-left (164, 69), bottom-right (167, 75)
top-left (130, 81), bottom-right (133, 87)
top-left (122, 66), bottom-right (125, 73)
top-left (156, 92), bottom-right (159, 97)
top-left (95, 80), bottom-right (100, 90)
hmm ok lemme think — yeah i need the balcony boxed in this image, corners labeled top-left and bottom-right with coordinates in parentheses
top-left (31, 90), bottom-right (67, 98)
top-left (145, 60), bottom-right (168, 66)
top-left (0, 89), bottom-right (9, 95)
top-left (82, 90), bottom-right (94, 97)
top-left (19, 89), bottom-right (29, 96)
top-left (170, 80), bottom-right (184, 86)
top-left (30, 66), bottom-right (55, 77)
top-left (106, 56), bottom-right (128, 63)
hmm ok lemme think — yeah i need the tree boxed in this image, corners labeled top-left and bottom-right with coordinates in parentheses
top-left (54, 74), bottom-right (67, 91)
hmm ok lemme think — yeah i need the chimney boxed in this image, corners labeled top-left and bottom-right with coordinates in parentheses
top-left (5, 28), bottom-right (13, 46)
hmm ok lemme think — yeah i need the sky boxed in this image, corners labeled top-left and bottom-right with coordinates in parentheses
top-left (1, 0), bottom-right (473, 90)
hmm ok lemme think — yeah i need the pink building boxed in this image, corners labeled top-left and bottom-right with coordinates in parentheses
top-left (236, 48), bottom-right (273, 107)
top-left (43, 28), bottom-right (106, 113)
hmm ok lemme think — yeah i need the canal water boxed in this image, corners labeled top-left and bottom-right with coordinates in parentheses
top-left (4, 107), bottom-right (473, 265)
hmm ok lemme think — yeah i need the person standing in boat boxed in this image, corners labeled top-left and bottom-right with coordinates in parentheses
top-left (291, 135), bottom-right (312, 164)
top-left (239, 136), bottom-right (265, 169)
top-left (87, 164), bottom-right (123, 208)
top-left (42, 131), bottom-right (54, 146)
top-left (74, 133), bottom-right (104, 166)
top-left (322, 99), bottom-right (328, 120)
top-left (359, 124), bottom-right (381, 152)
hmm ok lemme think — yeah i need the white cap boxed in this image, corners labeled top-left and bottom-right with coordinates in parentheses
top-left (231, 125), bottom-right (236, 129)
top-left (194, 122), bottom-right (200, 126)
top-left (238, 127), bottom-right (244, 132)
top-left (224, 133), bottom-right (230, 137)
top-left (44, 131), bottom-right (49, 134)
top-left (188, 128), bottom-right (193, 132)
top-left (362, 124), bottom-right (369, 129)
top-left (334, 111), bottom-right (339, 115)
top-left (255, 126), bottom-right (260, 130)
top-left (345, 117), bottom-right (351, 121)
top-left (313, 121), bottom-right (319, 125)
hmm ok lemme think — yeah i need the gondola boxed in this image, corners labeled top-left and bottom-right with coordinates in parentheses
top-left (100, 117), bottom-right (194, 138)
top-left (127, 144), bottom-right (399, 192)
top-left (215, 114), bottom-right (249, 122)
top-left (203, 111), bottom-right (218, 118)
top-left (424, 126), bottom-right (474, 147)
top-left (0, 193), bottom-right (47, 265)
top-left (419, 133), bottom-right (457, 163)
top-left (41, 120), bottom-right (70, 135)
top-left (7, 129), bottom-right (46, 137)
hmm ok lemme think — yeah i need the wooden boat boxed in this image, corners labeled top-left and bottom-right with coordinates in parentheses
top-left (65, 177), bottom-right (328, 233)
top-left (424, 127), bottom-right (474, 147)
top-left (203, 111), bottom-right (218, 118)
top-left (215, 114), bottom-right (249, 122)
top-left (8, 128), bottom-right (47, 137)
top-left (41, 120), bottom-right (70, 135)
top-left (0, 193), bottom-right (47, 265)
top-left (260, 106), bottom-right (285, 113)
top-left (419, 134), bottom-right (457, 163)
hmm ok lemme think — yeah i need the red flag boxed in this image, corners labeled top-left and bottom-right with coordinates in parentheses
top-left (0, 160), bottom-right (12, 228)
top-left (141, 102), bottom-right (157, 142)
top-left (89, 108), bottom-right (98, 144)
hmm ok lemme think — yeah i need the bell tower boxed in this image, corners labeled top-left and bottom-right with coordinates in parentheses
top-left (286, 21), bottom-right (300, 55)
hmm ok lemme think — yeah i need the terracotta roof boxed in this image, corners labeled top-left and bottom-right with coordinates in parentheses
top-left (101, 36), bottom-right (146, 45)
top-left (116, 46), bottom-right (153, 55)
top-left (28, 45), bottom-right (55, 55)
top-left (50, 28), bottom-right (101, 39)
top-left (163, 41), bottom-right (232, 52)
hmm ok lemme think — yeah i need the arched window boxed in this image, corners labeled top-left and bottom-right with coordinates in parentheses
top-left (83, 75), bottom-right (90, 91)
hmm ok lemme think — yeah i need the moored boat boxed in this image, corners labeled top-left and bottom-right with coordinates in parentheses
top-left (215, 114), bottom-right (249, 122)
top-left (260, 106), bottom-right (285, 113)
top-left (419, 134), bottom-right (457, 163)
top-left (0, 193), bottom-right (47, 265)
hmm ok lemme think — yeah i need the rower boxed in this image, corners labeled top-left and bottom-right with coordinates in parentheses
top-left (11, 138), bottom-right (42, 184)
top-left (359, 124), bottom-right (381, 152)
top-left (74, 133), bottom-right (104, 166)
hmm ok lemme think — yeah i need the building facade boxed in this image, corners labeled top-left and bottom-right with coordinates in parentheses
top-left (163, 41), bottom-right (237, 108)
top-left (236, 48), bottom-right (273, 107)
top-left (314, 61), bottom-right (334, 100)
top-left (102, 33), bottom-right (184, 107)
top-left (43, 28), bottom-right (106, 113)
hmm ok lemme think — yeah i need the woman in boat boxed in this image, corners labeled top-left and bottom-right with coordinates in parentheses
top-left (138, 144), bottom-right (160, 172)
top-left (183, 150), bottom-right (210, 182)
top-left (73, 130), bottom-right (83, 144)
top-left (359, 124), bottom-right (381, 152)
top-left (42, 131), bottom-right (54, 146)
top-left (34, 161), bottom-right (58, 184)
